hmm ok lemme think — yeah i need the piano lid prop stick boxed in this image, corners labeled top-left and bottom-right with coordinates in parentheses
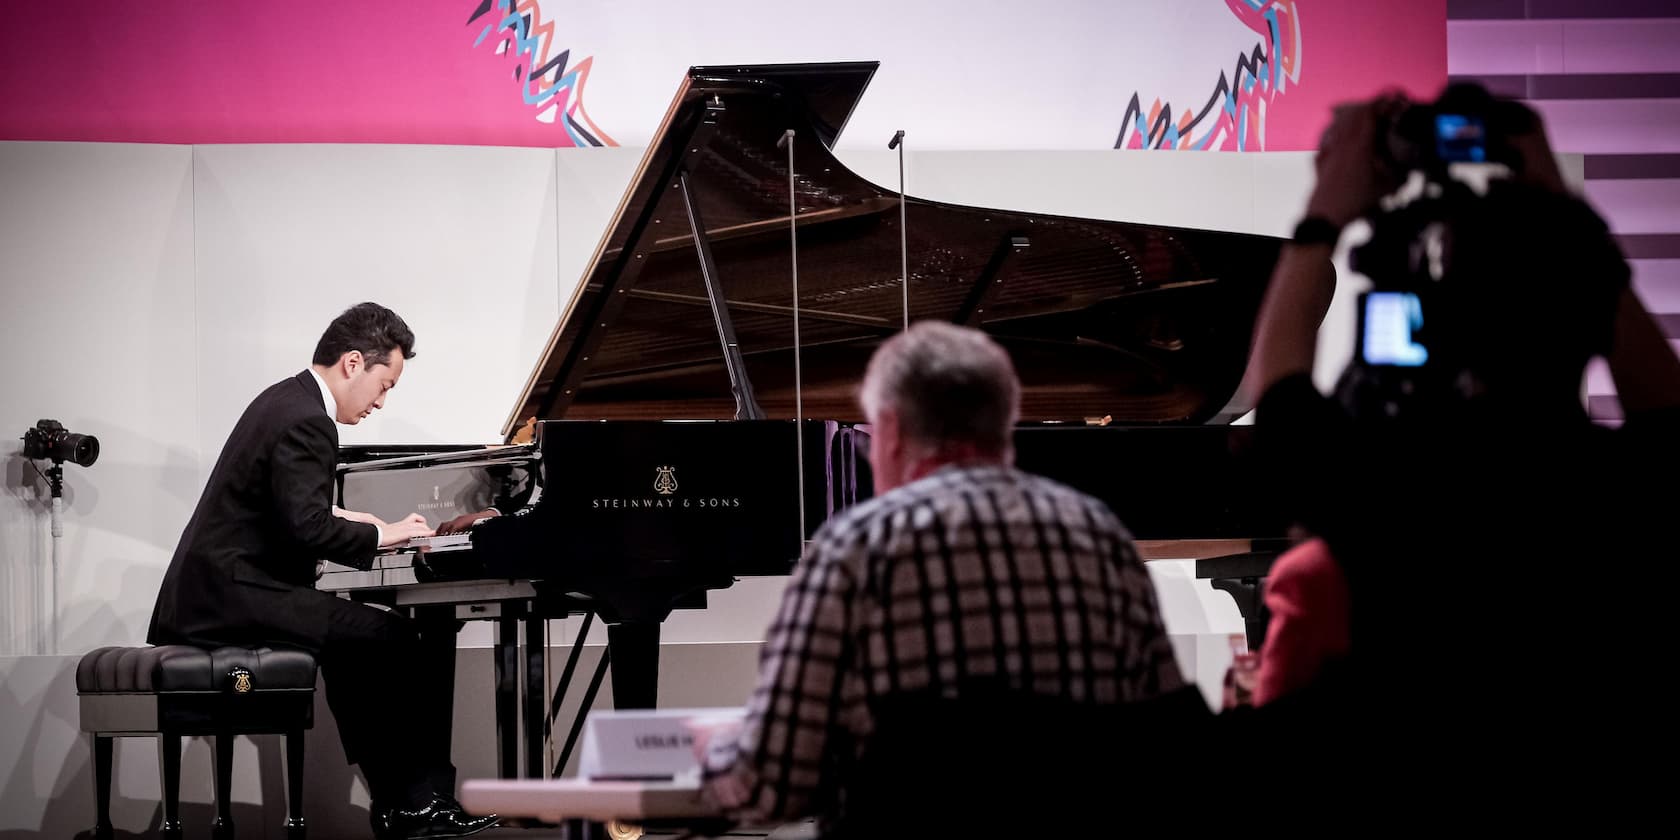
top-left (781, 128), bottom-right (808, 546)
top-left (889, 129), bottom-right (908, 330)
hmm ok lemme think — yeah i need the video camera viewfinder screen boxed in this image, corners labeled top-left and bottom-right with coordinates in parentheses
top-left (1435, 113), bottom-right (1487, 163)
top-left (1360, 291), bottom-right (1430, 367)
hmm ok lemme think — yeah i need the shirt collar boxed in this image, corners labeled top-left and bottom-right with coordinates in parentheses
top-left (306, 368), bottom-right (342, 424)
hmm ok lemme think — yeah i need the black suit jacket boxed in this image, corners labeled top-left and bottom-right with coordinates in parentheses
top-left (148, 371), bottom-right (378, 651)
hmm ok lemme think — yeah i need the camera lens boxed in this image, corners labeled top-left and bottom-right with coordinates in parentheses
top-left (60, 433), bottom-right (99, 467)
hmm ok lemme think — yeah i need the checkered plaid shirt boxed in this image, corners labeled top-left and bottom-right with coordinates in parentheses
top-left (702, 463), bottom-right (1184, 825)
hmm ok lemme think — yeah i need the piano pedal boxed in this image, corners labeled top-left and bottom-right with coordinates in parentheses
top-left (605, 820), bottom-right (642, 840)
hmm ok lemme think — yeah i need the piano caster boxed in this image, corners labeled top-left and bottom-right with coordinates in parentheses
top-left (566, 819), bottom-right (642, 840)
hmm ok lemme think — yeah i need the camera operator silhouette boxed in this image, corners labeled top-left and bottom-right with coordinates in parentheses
top-left (1227, 83), bottom-right (1680, 826)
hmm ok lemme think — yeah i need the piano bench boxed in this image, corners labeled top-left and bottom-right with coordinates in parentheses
top-left (75, 645), bottom-right (318, 840)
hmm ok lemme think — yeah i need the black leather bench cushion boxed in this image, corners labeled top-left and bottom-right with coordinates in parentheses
top-left (77, 646), bottom-right (317, 693)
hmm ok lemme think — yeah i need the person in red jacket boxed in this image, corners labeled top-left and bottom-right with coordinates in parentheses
top-left (1253, 537), bottom-right (1350, 706)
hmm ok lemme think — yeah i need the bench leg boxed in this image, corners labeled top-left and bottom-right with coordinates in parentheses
top-left (92, 735), bottom-right (113, 840)
top-left (212, 731), bottom-right (234, 840)
top-left (159, 733), bottom-right (183, 840)
top-left (285, 729), bottom-right (307, 839)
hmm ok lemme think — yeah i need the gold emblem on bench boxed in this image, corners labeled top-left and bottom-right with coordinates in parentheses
top-left (230, 667), bottom-right (252, 694)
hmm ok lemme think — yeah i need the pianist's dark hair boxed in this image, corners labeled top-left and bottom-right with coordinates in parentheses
top-left (860, 321), bottom-right (1021, 454)
top-left (311, 302), bottom-right (417, 368)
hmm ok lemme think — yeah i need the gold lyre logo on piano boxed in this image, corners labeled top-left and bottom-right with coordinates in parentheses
top-left (653, 466), bottom-right (678, 495)
top-left (230, 667), bottom-right (252, 694)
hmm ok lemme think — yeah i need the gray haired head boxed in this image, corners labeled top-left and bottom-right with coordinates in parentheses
top-left (859, 321), bottom-right (1021, 456)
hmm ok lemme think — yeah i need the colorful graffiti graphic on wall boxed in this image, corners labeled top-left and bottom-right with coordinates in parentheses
top-left (469, 0), bottom-right (617, 147)
top-left (1115, 0), bottom-right (1302, 151)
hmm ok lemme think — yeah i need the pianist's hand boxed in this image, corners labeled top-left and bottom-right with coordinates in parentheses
top-left (437, 508), bottom-right (499, 535)
top-left (378, 512), bottom-right (435, 548)
top-left (331, 505), bottom-right (377, 525)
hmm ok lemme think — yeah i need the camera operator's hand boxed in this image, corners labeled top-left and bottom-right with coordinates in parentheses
top-left (1304, 95), bottom-right (1408, 229)
top-left (1243, 94), bottom-right (1405, 403)
top-left (378, 512), bottom-right (435, 547)
top-left (1506, 107), bottom-right (1568, 195)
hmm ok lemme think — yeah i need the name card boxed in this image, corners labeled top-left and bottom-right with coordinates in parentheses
top-left (577, 707), bottom-right (744, 781)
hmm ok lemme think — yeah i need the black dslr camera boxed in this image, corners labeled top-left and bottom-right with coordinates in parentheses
top-left (22, 419), bottom-right (99, 467)
top-left (1376, 82), bottom-right (1536, 176)
top-left (1338, 83), bottom-right (1544, 421)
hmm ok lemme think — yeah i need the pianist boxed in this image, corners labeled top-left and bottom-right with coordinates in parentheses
top-left (147, 302), bottom-right (498, 840)
top-left (695, 321), bottom-right (1187, 834)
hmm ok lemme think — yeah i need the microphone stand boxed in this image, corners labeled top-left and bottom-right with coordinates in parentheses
top-left (889, 130), bottom-right (908, 330)
top-left (44, 460), bottom-right (65, 655)
top-left (778, 129), bottom-right (808, 546)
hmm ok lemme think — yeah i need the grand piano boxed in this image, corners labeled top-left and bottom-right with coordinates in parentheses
top-left (320, 61), bottom-right (1289, 781)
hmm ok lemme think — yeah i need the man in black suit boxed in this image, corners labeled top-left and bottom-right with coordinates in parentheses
top-left (148, 302), bottom-right (497, 839)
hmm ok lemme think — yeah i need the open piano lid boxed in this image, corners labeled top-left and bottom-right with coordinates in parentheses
top-left (502, 62), bottom-right (1282, 441)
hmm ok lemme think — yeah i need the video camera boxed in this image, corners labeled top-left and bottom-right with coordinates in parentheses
top-left (1375, 82), bottom-right (1537, 177)
top-left (1336, 83), bottom-right (1561, 421)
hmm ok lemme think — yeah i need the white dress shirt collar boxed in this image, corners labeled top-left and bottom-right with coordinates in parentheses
top-left (306, 368), bottom-right (342, 424)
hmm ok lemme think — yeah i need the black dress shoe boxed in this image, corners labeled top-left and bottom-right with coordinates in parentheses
top-left (373, 796), bottom-right (499, 840)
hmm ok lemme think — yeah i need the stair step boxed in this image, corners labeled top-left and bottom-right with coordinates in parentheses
top-left (1585, 154), bottom-right (1680, 179)
top-left (1531, 99), bottom-right (1680, 154)
top-left (1450, 0), bottom-right (1680, 21)
top-left (1583, 179), bottom-right (1680, 235)
top-left (1451, 72), bottom-right (1680, 99)
top-left (1448, 19), bottom-right (1680, 75)
top-left (1619, 234), bottom-right (1680, 259)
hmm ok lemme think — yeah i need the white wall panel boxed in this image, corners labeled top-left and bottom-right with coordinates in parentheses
top-left (0, 142), bottom-right (198, 657)
top-left (190, 144), bottom-right (566, 452)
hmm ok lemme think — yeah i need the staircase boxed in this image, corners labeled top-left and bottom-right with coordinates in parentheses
top-left (1447, 0), bottom-right (1680, 420)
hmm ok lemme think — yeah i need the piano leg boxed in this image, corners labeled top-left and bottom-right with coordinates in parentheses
top-left (523, 612), bottom-right (547, 778)
top-left (605, 622), bottom-right (661, 710)
top-left (1195, 551), bottom-right (1281, 650)
top-left (1210, 578), bottom-right (1271, 651)
top-left (553, 649), bottom-right (611, 778)
top-left (494, 607), bottom-right (522, 778)
top-left (415, 606), bottom-right (462, 793)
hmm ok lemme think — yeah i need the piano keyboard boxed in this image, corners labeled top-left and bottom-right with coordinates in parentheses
top-left (319, 533), bottom-right (485, 599)
top-left (405, 533), bottom-right (474, 553)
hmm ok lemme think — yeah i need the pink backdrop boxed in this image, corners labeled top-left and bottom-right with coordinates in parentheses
top-left (0, 1), bottom-right (1444, 151)
top-left (1281, 0), bottom-right (1448, 148)
top-left (0, 0), bottom-right (609, 147)
top-left (1117, 1), bottom-right (1447, 151)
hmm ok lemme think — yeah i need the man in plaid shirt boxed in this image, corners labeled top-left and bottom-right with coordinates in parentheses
top-left (699, 321), bottom-right (1186, 829)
